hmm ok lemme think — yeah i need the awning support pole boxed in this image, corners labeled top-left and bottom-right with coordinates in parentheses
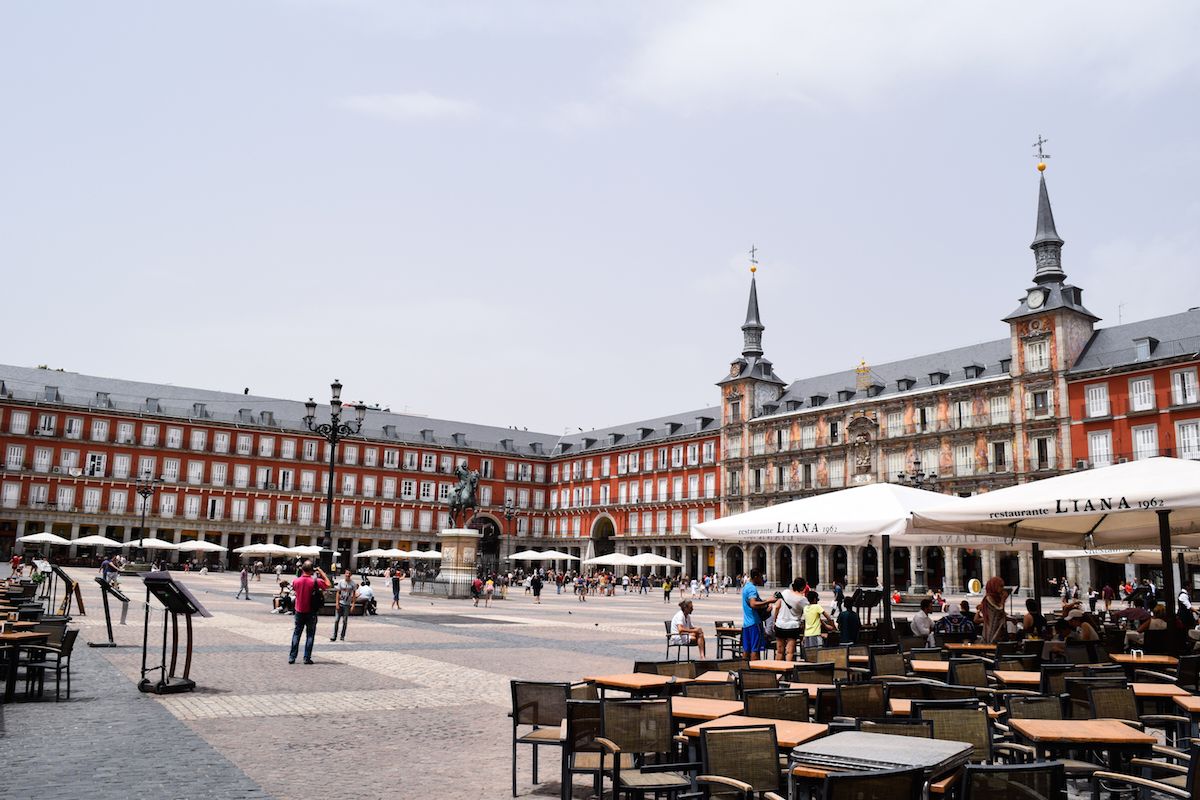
top-left (1157, 510), bottom-right (1177, 629)
top-left (881, 534), bottom-right (893, 641)
top-left (1031, 542), bottom-right (1043, 617)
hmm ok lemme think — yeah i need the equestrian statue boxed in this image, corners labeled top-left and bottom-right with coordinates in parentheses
top-left (447, 464), bottom-right (480, 528)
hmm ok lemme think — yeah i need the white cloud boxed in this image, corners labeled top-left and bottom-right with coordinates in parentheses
top-left (612, 1), bottom-right (1200, 112)
top-left (339, 92), bottom-right (479, 122)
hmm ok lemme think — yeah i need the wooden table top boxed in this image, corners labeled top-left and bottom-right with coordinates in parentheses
top-left (888, 698), bottom-right (1001, 719)
top-left (692, 671), bottom-right (734, 684)
top-left (780, 683), bottom-right (836, 696)
top-left (715, 626), bottom-right (741, 635)
top-left (747, 659), bottom-right (798, 672)
top-left (910, 660), bottom-right (950, 674)
top-left (849, 654), bottom-right (869, 665)
top-left (670, 697), bottom-right (745, 721)
top-left (2, 621), bottom-right (39, 631)
top-left (993, 670), bottom-right (1041, 686)
top-left (944, 643), bottom-right (994, 652)
top-left (583, 673), bottom-right (692, 690)
top-left (0, 631), bottom-right (49, 644)
top-left (1110, 654), bottom-right (1178, 666)
top-left (1010, 718), bottom-right (1156, 745)
top-left (681, 715), bottom-right (827, 748)
top-left (1130, 682), bottom-right (1190, 698)
top-left (1173, 694), bottom-right (1200, 713)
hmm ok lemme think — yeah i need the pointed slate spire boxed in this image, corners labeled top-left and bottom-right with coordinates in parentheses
top-left (741, 272), bottom-right (764, 358)
top-left (1030, 172), bottom-right (1066, 284)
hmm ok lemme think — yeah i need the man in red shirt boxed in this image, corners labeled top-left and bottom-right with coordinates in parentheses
top-left (289, 560), bottom-right (331, 665)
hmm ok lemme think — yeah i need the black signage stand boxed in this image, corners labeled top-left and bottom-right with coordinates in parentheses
top-left (138, 571), bottom-right (211, 694)
top-left (89, 576), bottom-right (130, 648)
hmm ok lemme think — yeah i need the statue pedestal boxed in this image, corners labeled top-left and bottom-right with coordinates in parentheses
top-left (437, 528), bottom-right (481, 600)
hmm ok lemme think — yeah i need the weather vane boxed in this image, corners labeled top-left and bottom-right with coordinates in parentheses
top-left (749, 244), bottom-right (758, 273)
top-left (1032, 134), bottom-right (1051, 162)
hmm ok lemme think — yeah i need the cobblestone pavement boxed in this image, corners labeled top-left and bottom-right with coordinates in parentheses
top-left (4, 570), bottom-right (1098, 799)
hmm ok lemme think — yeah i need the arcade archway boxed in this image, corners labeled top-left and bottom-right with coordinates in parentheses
top-left (861, 545), bottom-right (878, 587)
top-left (802, 546), bottom-right (820, 587)
top-left (726, 547), bottom-right (744, 578)
top-left (590, 515), bottom-right (616, 558)
top-left (468, 514), bottom-right (502, 576)
top-left (777, 546), bottom-right (793, 586)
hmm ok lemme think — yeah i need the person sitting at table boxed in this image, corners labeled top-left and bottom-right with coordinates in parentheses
top-left (934, 602), bottom-right (977, 638)
top-left (1021, 598), bottom-right (1047, 639)
top-left (669, 600), bottom-right (706, 658)
top-left (911, 598), bottom-right (935, 646)
top-left (1064, 608), bottom-right (1100, 642)
top-left (1126, 604), bottom-right (1168, 647)
top-left (1119, 597), bottom-right (1152, 627)
top-left (1042, 619), bottom-right (1072, 662)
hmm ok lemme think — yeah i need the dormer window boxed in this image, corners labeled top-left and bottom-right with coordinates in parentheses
top-left (964, 363), bottom-right (984, 380)
top-left (809, 394), bottom-right (828, 407)
top-left (837, 389), bottom-right (856, 402)
top-left (1133, 337), bottom-right (1157, 362)
top-left (929, 370), bottom-right (949, 386)
top-left (896, 377), bottom-right (916, 392)
top-left (866, 382), bottom-right (884, 398)
top-left (999, 358), bottom-right (1012, 373)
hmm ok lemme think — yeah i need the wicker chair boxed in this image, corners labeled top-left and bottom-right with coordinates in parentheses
top-left (898, 635), bottom-right (929, 653)
top-left (21, 628), bottom-right (77, 701)
top-left (1039, 665), bottom-right (1084, 698)
top-left (1083, 663), bottom-right (1124, 679)
top-left (634, 660), bottom-right (660, 675)
top-left (961, 761), bottom-right (1067, 800)
top-left (1086, 685), bottom-right (1190, 741)
top-left (744, 688), bottom-right (809, 722)
top-left (916, 707), bottom-right (996, 763)
top-left (926, 685), bottom-right (979, 701)
top-left (657, 661), bottom-right (698, 679)
top-left (995, 655), bottom-right (1038, 672)
top-left (684, 682), bottom-right (739, 701)
top-left (837, 682), bottom-right (886, 718)
top-left (715, 620), bottom-right (742, 659)
top-left (821, 766), bottom-right (925, 800)
top-left (1135, 653), bottom-right (1200, 691)
top-left (882, 681), bottom-right (931, 702)
top-left (993, 640), bottom-right (1022, 659)
top-left (597, 699), bottom-right (696, 798)
top-left (788, 662), bottom-right (836, 684)
top-left (1005, 695), bottom-right (1063, 720)
top-left (813, 687), bottom-right (841, 724)
top-left (870, 651), bottom-right (909, 680)
top-left (860, 718), bottom-right (933, 738)
top-left (738, 669), bottom-right (779, 695)
top-left (808, 646), bottom-right (867, 682)
top-left (714, 658), bottom-right (750, 673)
top-left (1090, 742), bottom-right (1199, 800)
top-left (910, 646), bottom-right (946, 661)
top-left (563, 699), bottom-right (633, 800)
top-left (697, 724), bottom-right (786, 799)
top-left (1063, 677), bottom-right (1126, 719)
top-left (509, 680), bottom-right (569, 796)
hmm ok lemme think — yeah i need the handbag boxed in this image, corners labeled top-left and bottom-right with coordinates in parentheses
top-left (310, 578), bottom-right (326, 612)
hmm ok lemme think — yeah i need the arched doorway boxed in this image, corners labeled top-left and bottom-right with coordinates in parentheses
top-left (803, 546), bottom-right (820, 587)
top-left (998, 552), bottom-right (1021, 588)
top-left (468, 515), bottom-right (502, 576)
top-left (726, 547), bottom-right (744, 578)
top-left (590, 515), bottom-right (616, 558)
top-left (831, 546), bottom-right (848, 586)
top-left (861, 545), bottom-right (878, 586)
top-left (777, 547), bottom-right (793, 586)
top-left (752, 546), bottom-right (767, 577)
top-left (925, 547), bottom-right (946, 592)
top-left (960, 548), bottom-right (983, 590)
top-left (891, 548), bottom-right (910, 592)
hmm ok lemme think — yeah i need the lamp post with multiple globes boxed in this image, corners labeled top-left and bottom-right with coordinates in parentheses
top-left (895, 457), bottom-right (938, 594)
top-left (303, 380), bottom-right (366, 575)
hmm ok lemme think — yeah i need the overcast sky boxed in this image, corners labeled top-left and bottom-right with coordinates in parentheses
top-left (3, 2), bottom-right (1199, 434)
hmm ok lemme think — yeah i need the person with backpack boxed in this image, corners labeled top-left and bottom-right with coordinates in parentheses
top-left (288, 560), bottom-right (330, 665)
top-left (772, 578), bottom-right (807, 662)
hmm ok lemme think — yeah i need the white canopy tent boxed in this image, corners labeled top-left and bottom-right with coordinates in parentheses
top-left (71, 534), bottom-right (129, 549)
top-left (912, 457), bottom-right (1200, 622)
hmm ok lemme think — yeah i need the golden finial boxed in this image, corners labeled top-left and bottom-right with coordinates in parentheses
top-left (749, 244), bottom-right (758, 273)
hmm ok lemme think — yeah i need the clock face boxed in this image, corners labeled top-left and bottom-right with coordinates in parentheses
top-left (1027, 289), bottom-right (1046, 309)
top-left (730, 362), bottom-right (743, 377)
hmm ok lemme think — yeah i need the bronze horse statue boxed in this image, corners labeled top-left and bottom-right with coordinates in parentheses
top-left (447, 464), bottom-right (479, 528)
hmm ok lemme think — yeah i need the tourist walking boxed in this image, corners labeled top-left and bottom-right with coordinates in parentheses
top-left (235, 565), bottom-right (251, 600)
top-left (330, 569), bottom-right (356, 641)
top-left (663, 578), bottom-right (672, 603)
top-left (390, 568), bottom-right (401, 609)
top-left (289, 561), bottom-right (330, 664)
top-left (772, 578), bottom-right (806, 662)
top-left (531, 572), bottom-right (543, 604)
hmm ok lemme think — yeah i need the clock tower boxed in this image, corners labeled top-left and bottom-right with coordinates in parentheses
top-left (718, 262), bottom-right (786, 513)
top-left (1003, 161), bottom-right (1099, 483)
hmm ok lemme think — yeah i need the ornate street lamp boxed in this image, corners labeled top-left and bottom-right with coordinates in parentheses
top-left (134, 472), bottom-right (162, 565)
top-left (896, 456), bottom-right (938, 594)
top-left (303, 380), bottom-right (367, 574)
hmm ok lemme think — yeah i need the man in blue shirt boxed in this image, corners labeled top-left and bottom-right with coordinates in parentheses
top-left (740, 568), bottom-right (772, 660)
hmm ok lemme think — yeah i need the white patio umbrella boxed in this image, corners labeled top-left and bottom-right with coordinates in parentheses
top-left (582, 552), bottom-right (635, 567)
top-left (17, 532), bottom-right (70, 545)
top-left (175, 540), bottom-right (228, 553)
top-left (71, 534), bottom-right (126, 548)
top-left (290, 544), bottom-right (330, 555)
top-left (912, 457), bottom-right (1200, 621)
top-left (506, 550), bottom-right (546, 561)
top-left (628, 552), bottom-right (683, 568)
top-left (354, 548), bottom-right (387, 559)
top-left (379, 548), bottom-right (409, 559)
top-left (539, 550), bottom-right (580, 561)
top-left (1043, 548), bottom-right (1200, 566)
top-left (133, 537), bottom-right (180, 550)
top-left (232, 543), bottom-right (289, 556)
top-left (408, 550), bottom-right (443, 560)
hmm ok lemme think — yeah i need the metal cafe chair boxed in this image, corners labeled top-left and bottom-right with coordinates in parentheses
top-left (597, 698), bottom-right (697, 799)
top-left (822, 766), bottom-right (925, 800)
top-left (697, 724), bottom-right (786, 799)
top-left (509, 680), bottom-right (569, 797)
top-left (961, 761), bottom-right (1067, 800)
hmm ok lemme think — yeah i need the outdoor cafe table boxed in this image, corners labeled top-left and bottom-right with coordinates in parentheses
top-left (583, 673), bottom-right (691, 698)
top-left (888, 698), bottom-right (1002, 719)
top-left (1173, 695), bottom-right (1200, 737)
top-left (670, 697), bottom-right (745, 721)
top-left (747, 659), bottom-right (798, 672)
top-left (692, 671), bottom-right (735, 684)
top-left (1110, 653), bottom-right (1177, 667)
top-left (849, 654), bottom-right (869, 665)
top-left (944, 643), bottom-right (995, 653)
top-left (1130, 682), bottom-right (1189, 699)
top-left (993, 670), bottom-right (1041, 687)
top-left (0, 630), bottom-right (49, 702)
top-left (910, 660), bottom-right (950, 676)
top-left (788, 732), bottom-right (973, 797)
top-left (1009, 718), bottom-right (1155, 778)
top-left (780, 683), bottom-right (837, 696)
top-left (680, 715), bottom-right (827, 749)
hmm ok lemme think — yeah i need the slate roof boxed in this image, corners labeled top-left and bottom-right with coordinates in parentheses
top-left (1070, 308), bottom-right (1200, 373)
top-left (0, 363), bottom-right (720, 458)
top-left (765, 338), bottom-right (1014, 417)
top-left (553, 407), bottom-right (721, 455)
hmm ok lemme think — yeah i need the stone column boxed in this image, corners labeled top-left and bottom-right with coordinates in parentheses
top-left (13, 519), bottom-right (25, 555)
top-left (1018, 550), bottom-right (1034, 597)
top-left (764, 544), bottom-right (776, 586)
top-left (845, 546), bottom-right (859, 588)
top-left (945, 548), bottom-right (961, 594)
top-left (714, 545), bottom-right (725, 580)
top-left (68, 522), bottom-right (81, 558)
